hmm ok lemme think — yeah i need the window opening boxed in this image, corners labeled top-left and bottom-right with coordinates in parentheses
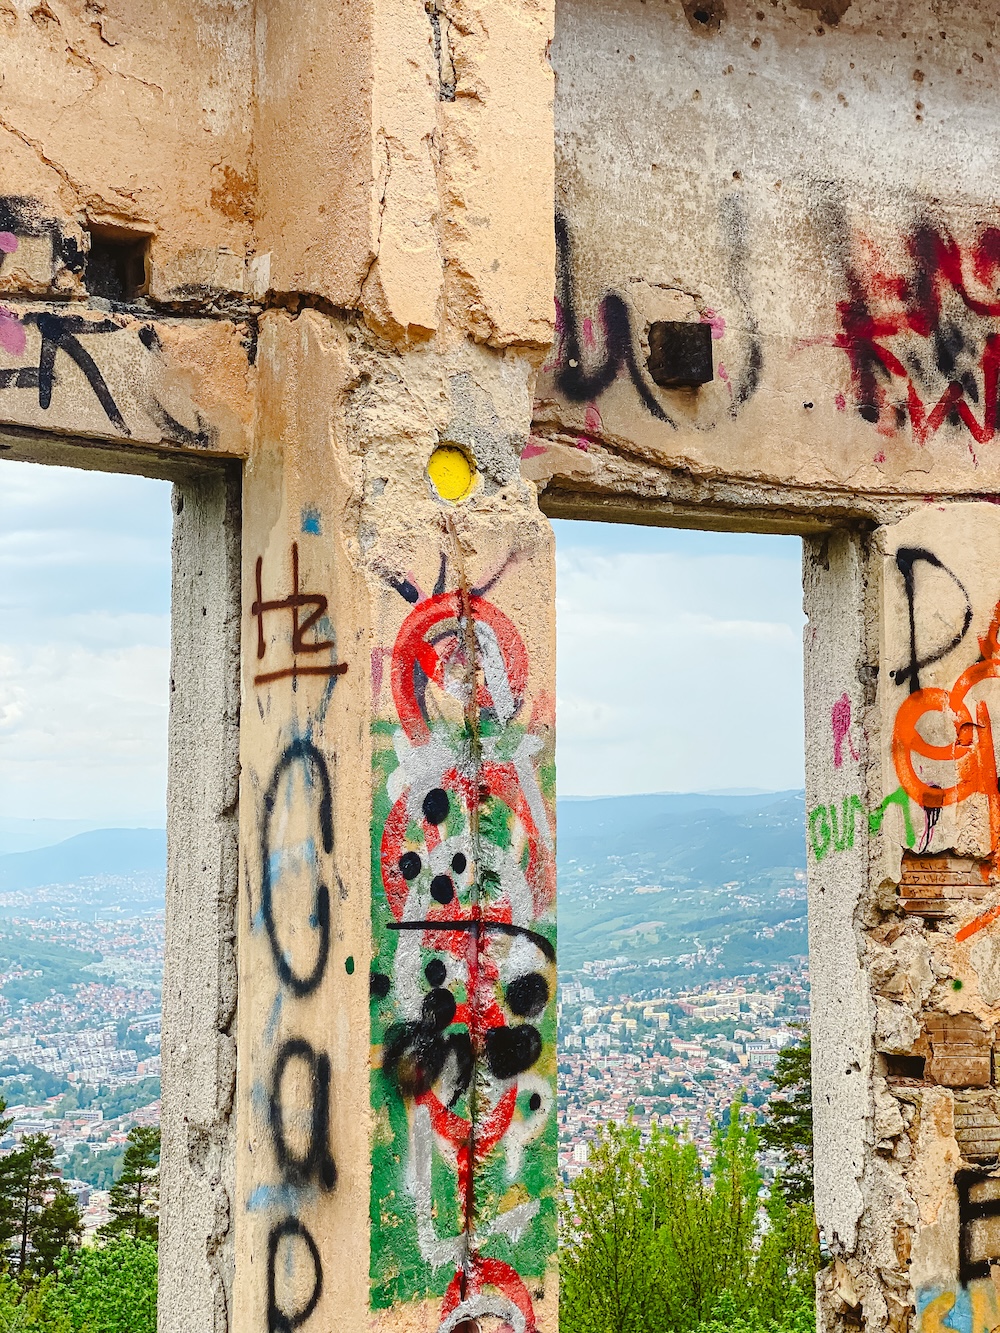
top-left (0, 460), bottom-right (169, 1295)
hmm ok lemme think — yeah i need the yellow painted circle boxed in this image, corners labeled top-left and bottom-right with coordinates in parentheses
top-left (428, 444), bottom-right (475, 503)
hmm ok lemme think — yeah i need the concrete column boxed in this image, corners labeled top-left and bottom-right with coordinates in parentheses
top-left (810, 505), bottom-right (1000, 1333)
top-left (161, 465), bottom-right (242, 1333)
top-left (232, 290), bottom-right (558, 1333)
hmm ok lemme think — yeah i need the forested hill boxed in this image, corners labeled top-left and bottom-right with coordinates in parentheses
top-left (556, 790), bottom-right (808, 982)
top-left (0, 829), bottom-right (165, 893)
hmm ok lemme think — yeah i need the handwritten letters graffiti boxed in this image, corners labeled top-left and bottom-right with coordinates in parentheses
top-left (256, 737), bottom-right (338, 1333)
top-left (252, 546), bottom-right (348, 688)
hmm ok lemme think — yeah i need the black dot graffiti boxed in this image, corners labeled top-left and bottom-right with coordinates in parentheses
top-left (424, 958), bottom-right (447, 987)
top-left (485, 1025), bottom-right (542, 1081)
top-left (370, 971), bottom-right (391, 999)
top-left (430, 874), bottom-right (455, 904)
top-left (450, 852), bottom-right (467, 874)
top-left (260, 739), bottom-right (333, 998)
top-left (383, 990), bottom-right (474, 1105)
top-left (528, 1093), bottom-right (542, 1112)
top-left (422, 788), bottom-right (450, 824)
top-left (267, 1218), bottom-right (324, 1333)
top-left (399, 851), bottom-right (422, 880)
top-left (505, 972), bottom-right (549, 1018)
top-left (268, 1039), bottom-right (337, 1192)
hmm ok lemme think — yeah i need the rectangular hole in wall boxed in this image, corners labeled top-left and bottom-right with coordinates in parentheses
top-left (884, 1054), bottom-right (927, 1081)
top-left (0, 448), bottom-right (239, 1332)
top-left (553, 518), bottom-right (808, 1156)
top-left (85, 226), bottom-right (150, 303)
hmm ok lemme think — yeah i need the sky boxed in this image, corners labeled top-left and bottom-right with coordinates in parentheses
top-left (0, 461), bottom-right (172, 833)
top-left (0, 461), bottom-right (806, 832)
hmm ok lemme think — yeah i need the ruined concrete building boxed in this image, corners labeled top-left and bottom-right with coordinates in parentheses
top-left (1, 0), bottom-right (997, 1330)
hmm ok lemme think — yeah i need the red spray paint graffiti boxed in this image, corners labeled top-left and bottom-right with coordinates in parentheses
top-left (834, 223), bottom-right (1000, 447)
top-left (370, 571), bottom-right (555, 1331)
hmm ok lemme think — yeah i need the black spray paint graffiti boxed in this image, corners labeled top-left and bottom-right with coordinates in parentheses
top-left (889, 547), bottom-right (972, 695)
top-left (259, 739), bottom-right (337, 1333)
top-left (0, 196), bottom-right (86, 278)
top-left (554, 213), bottom-right (674, 423)
top-left (267, 1218), bottom-right (323, 1333)
top-left (268, 1039), bottom-right (337, 1191)
top-left (956, 1170), bottom-right (1000, 1284)
top-left (1, 312), bottom-right (129, 432)
top-left (552, 202), bottom-right (762, 427)
top-left (260, 739), bottom-right (333, 997)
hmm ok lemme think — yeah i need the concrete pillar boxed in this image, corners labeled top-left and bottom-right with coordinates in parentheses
top-left (809, 505), bottom-right (1000, 1333)
top-left (233, 218), bottom-right (557, 1333)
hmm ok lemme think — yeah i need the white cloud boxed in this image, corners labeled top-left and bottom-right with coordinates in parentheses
top-left (0, 461), bottom-right (171, 823)
top-left (553, 534), bottom-right (805, 796)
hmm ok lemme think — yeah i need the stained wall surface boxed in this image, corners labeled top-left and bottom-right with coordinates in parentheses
top-left (532, 0), bottom-right (1000, 515)
top-left (5, 1), bottom-right (1000, 1332)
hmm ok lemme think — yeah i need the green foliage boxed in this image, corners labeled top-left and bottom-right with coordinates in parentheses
top-left (102, 1128), bottom-right (159, 1243)
top-left (4, 1135), bottom-right (82, 1275)
top-left (760, 1030), bottom-right (814, 1206)
top-left (63, 1145), bottom-right (125, 1192)
top-left (43, 1238), bottom-right (158, 1333)
top-left (560, 1101), bottom-right (820, 1333)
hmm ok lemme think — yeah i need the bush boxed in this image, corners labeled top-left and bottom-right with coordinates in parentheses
top-left (560, 1101), bottom-right (820, 1333)
top-left (41, 1239), bottom-right (158, 1333)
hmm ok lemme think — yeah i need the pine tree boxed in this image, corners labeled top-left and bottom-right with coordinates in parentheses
top-left (30, 1181), bottom-right (82, 1273)
top-left (5, 1132), bottom-right (73, 1274)
top-left (103, 1126), bottom-right (160, 1243)
top-left (759, 1028), bottom-right (814, 1206)
top-left (0, 1095), bottom-right (19, 1262)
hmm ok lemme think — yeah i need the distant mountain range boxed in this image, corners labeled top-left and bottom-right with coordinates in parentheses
top-left (0, 794), bottom-right (808, 976)
top-left (0, 829), bottom-right (166, 894)
top-left (557, 790), bottom-right (808, 983)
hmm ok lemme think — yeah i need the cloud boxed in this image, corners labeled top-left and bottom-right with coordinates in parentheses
top-left (0, 461), bottom-right (171, 823)
top-left (553, 524), bottom-right (805, 797)
top-left (0, 464), bottom-right (804, 822)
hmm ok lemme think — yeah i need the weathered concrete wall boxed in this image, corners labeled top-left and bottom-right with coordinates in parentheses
top-left (8, 0), bottom-right (1000, 1330)
top-left (161, 466), bottom-right (242, 1333)
top-left (531, 0), bottom-right (1000, 519)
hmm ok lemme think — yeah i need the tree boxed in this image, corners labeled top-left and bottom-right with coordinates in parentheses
top-left (31, 1184), bottom-right (83, 1274)
top-left (760, 1028), bottom-right (814, 1206)
top-left (103, 1127), bottom-right (160, 1243)
top-left (46, 1236), bottom-right (158, 1333)
top-left (5, 1133), bottom-right (80, 1275)
top-left (560, 1101), bottom-right (820, 1333)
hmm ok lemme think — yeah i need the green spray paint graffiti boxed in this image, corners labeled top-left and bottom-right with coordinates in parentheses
top-left (808, 787), bottom-right (916, 861)
top-left (369, 581), bottom-right (556, 1332)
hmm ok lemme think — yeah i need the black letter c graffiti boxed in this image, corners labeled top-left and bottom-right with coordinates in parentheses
top-left (260, 738), bottom-right (333, 997)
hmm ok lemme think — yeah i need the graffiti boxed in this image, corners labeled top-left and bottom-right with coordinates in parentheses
top-left (0, 308), bottom-right (128, 431)
top-left (957, 1172), bottom-right (1000, 1283)
top-left (891, 594), bottom-right (1000, 895)
top-left (918, 1281), bottom-right (1000, 1333)
top-left (808, 788), bottom-right (915, 861)
top-left (834, 222), bottom-right (1000, 447)
top-left (831, 692), bottom-right (860, 768)
top-left (554, 213), bottom-right (673, 423)
top-left (267, 1218), bottom-right (323, 1333)
top-left (370, 561), bottom-right (556, 1331)
top-left (256, 738), bottom-right (338, 1333)
top-left (268, 1039), bottom-right (336, 1191)
top-left (0, 196), bottom-right (85, 280)
top-left (551, 205), bottom-right (760, 432)
top-left (252, 545), bottom-right (348, 687)
top-left (890, 548), bottom-right (972, 695)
